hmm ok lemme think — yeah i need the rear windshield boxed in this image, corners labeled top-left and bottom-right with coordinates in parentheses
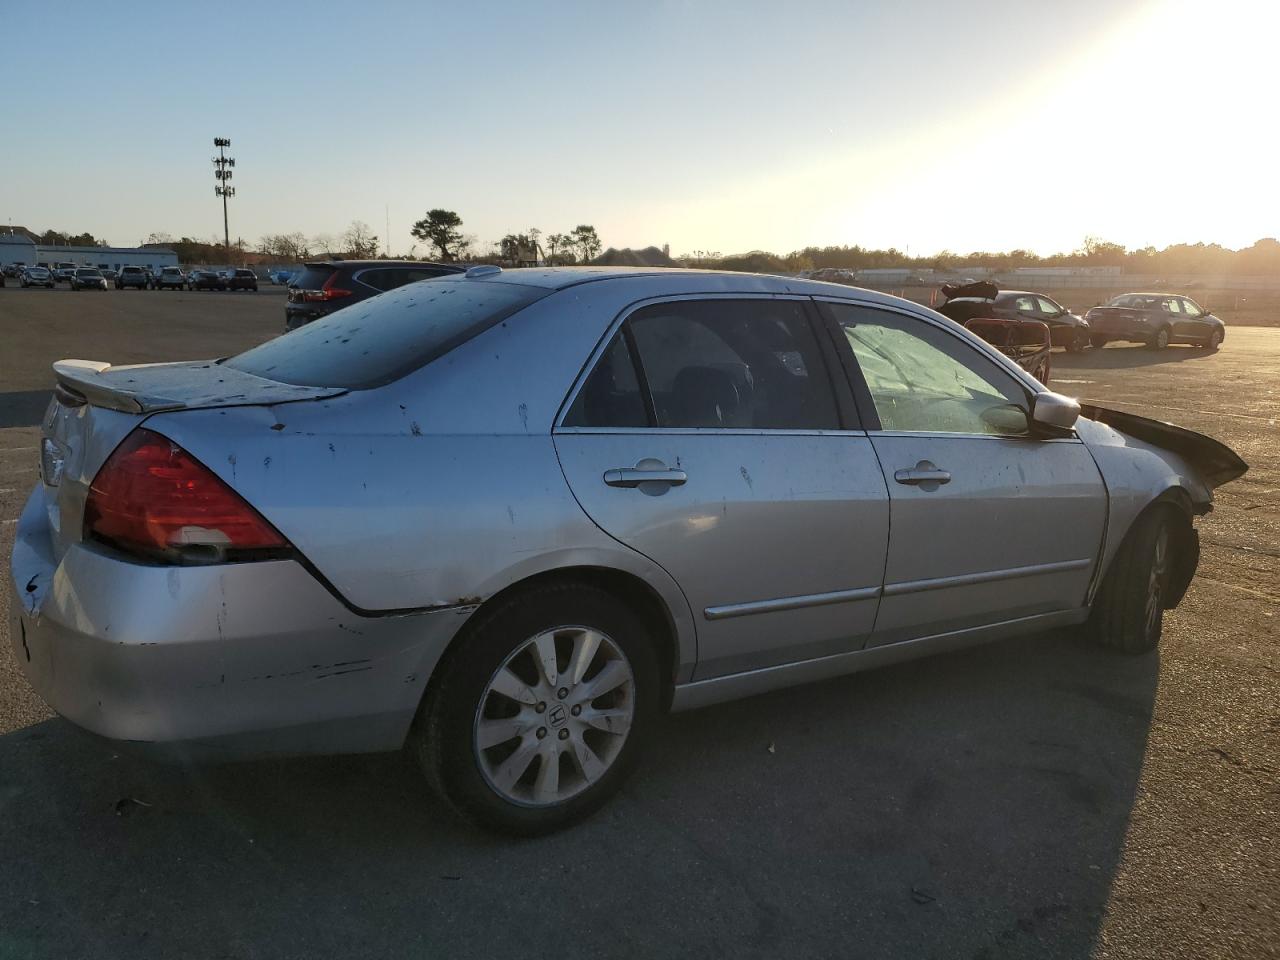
top-left (122, 267), bottom-right (143, 274)
top-left (77, 269), bottom-right (100, 277)
top-left (234, 269), bottom-right (254, 277)
top-left (1107, 295), bottom-right (1162, 308)
top-left (225, 278), bottom-right (548, 388)
top-left (162, 268), bottom-right (183, 275)
top-left (290, 265), bottom-right (337, 289)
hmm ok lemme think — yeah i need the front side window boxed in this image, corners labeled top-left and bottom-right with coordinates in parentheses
top-left (827, 303), bottom-right (1029, 437)
top-left (1162, 298), bottom-right (1182, 314)
top-left (1013, 296), bottom-right (1036, 313)
top-left (1036, 297), bottom-right (1064, 316)
top-left (627, 299), bottom-right (838, 430)
top-left (1180, 298), bottom-right (1203, 317)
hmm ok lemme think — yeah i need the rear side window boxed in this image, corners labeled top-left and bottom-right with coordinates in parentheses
top-left (225, 279), bottom-right (547, 389)
top-left (563, 333), bottom-right (647, 427)
top-left (628, 299), bottom-right (838, 430)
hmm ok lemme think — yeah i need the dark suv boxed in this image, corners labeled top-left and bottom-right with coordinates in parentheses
top-left (227, 268), bottom-right (259, 291)
top-left (285, 260), bottom-right (464, 330)
top-left (116, 266), bottom-right (150, 290)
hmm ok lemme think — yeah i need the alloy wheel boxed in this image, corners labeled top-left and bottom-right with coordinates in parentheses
top-left (473, 626), bottom-right (635, 807)
top-left (1145, 525), bottom-right (1169, 638)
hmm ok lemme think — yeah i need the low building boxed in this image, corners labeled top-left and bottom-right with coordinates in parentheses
top-left (0, 232), bottom-right (178, 271)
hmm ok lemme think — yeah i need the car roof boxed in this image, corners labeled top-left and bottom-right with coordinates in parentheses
top-left (1114, 292), bottom-right (1180, 298)
top-left (304, 259), bottom-right (462, 270)
top-left (448, 266), bottom-right (927, 306)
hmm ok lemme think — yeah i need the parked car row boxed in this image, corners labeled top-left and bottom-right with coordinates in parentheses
top-left (1, 264), bottom-right (263, 291)
top-left (934, 282), bottom-right (1225, 366)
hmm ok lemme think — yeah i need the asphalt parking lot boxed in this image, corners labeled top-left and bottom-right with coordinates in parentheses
top-left (0, 286), bottom-right (1276, 960)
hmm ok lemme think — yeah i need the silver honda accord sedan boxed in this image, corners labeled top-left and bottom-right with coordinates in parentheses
top-left (9, 267), bottom-right (1247, 834)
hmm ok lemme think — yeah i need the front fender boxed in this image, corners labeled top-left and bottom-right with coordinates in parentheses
top-left (1076, 410), bottom-right (1245, 594)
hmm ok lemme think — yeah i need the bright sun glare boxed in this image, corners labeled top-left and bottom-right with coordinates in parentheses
top-left (649, 0), bottom-right (1279, 256)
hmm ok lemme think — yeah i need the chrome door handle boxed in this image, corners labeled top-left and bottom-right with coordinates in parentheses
top-left (603, 468), bottom-right (688, 488)
top-left (894, 460), bottom-right (951, 486)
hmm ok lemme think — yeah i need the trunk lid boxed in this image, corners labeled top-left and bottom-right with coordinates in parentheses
top-left (39, 358), bottom-right (346, 563)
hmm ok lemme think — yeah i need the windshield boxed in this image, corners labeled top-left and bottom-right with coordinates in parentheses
top-left (226, 278), bottom-right (547, 388)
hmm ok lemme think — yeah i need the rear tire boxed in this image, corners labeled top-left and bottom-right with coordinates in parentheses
top-left (412, 582), bottom-right (660, 836)
top-left (1088, 508), bottom-right (1176, 654)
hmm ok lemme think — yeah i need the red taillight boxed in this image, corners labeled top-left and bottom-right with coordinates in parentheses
top-left (84, 429), bottom-right (290, 563)
top-left (302, 274), bottom-right (352, 303)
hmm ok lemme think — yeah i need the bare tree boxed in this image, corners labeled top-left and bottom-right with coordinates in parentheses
top-left (342, 220), bottom-right (380, 259)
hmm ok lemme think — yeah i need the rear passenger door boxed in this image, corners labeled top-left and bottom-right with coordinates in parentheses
top-left (553, 297), bottom-right (890, 680)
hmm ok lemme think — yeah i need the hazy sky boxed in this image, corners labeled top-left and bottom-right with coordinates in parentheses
top-left (5, 0), bottom-right (1276, 257)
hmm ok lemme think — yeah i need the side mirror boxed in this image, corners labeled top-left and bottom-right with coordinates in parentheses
top-left (1032, 391), bottom-right (1080, 432)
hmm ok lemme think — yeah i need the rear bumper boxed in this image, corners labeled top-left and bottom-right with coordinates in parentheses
top-left (8, 487), bottom-right (466, 760)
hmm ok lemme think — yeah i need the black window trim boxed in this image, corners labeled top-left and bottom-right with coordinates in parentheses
top-left (554, 292), bottom-right (862, 434)
top-left (812, 295), bottom-right (1067, 440)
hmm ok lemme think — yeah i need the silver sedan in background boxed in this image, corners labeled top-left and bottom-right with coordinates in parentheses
top-left (9, 267), bottom-right (1246, 834)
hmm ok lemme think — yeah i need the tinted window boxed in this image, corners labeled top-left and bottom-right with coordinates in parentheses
top-left (357, 268), bottom-right (403, 291)
top-left (828, 303), bottom-right (1029, 436)
top-left (1036, 297), bottom-right (1063, 316)
top-left (290, 265), bottom-right (337, 289)
top-left (226, 279), bottom-right (547, 389)
top-left (563, 332), bottom-right (647, 427)
top-left (234, 270), bottom-right (254, 278)
top-left (627, 299), bottom-right (838, 430)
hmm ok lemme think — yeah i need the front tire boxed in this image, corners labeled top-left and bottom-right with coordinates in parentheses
top-left (1206, 328), bottom-right (1223, 351)
top-left (412, 582), bottom-right (660, 835)
top-left (1090, 333), bottom-right (1108, 349)
top-left (1066, 329), bottom-right (1087, 353)
top-left (1088, 508), bottom-right (1176, 654)
top-left (1148, 326), bottom-right (1171, 350)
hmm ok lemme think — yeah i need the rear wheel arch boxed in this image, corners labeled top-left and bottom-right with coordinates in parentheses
top-left (422, 566), bottom-right (681, 717)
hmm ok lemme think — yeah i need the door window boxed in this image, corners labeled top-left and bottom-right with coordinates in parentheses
top-left (1180, 298), bottom-right (1203, 317)
top-left (1036, 297), bottom-right (1064, 316)
top-left (1162, 298), bottom-right (1183, 314)
top-left (627, 300), bottom-right (839, 430)
top-left (827, 304), bottom-right (1030, 436)
top-left (357, 268), bottom-right (405, 291)
top-left (1013, 296), bottom-right (1036, 313)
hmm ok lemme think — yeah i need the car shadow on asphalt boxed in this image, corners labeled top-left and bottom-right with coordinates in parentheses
top-left (0, 628), bottom-right (1156, 959)
top-left (0, 390), bottom-right (50, 429)
top-left (1055, 344), bottom-right (1215, 370)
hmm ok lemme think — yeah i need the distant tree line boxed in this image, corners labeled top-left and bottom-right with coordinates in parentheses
top-left (23, 221), bottom-right (1280, 275)
top-left (681, 237), bottom-right (1280, 277)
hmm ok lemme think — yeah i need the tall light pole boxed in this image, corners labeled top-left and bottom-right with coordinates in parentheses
top-left (212, 137), bottom-right (235, 261)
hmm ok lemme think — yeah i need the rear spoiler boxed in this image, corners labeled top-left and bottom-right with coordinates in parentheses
top-left (52, 359), bottom-right (347, 415)
top-left (1079, 403), bottom-right (1248, 489)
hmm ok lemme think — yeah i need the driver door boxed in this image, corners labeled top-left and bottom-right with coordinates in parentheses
top-left (818, 301), bottom-right (1106, 647)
